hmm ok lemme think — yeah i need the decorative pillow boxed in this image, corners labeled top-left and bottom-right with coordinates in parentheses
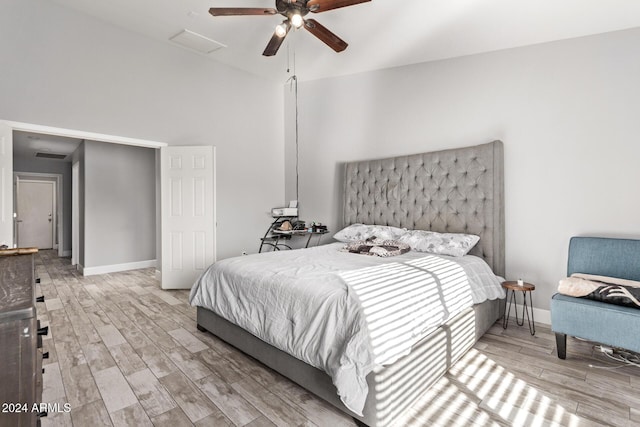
top-left (333, 223), bottom-right (405, 243)
top-left (399, 230), bottom-right (480, 257)
top-left (342, 237), bottom-right (411, 257)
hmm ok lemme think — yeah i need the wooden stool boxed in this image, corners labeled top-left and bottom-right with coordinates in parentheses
top-left (502, 281), bottom-right (536, 335)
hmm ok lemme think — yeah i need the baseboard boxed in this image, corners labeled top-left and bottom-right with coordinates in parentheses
top-left (535, 307), bottom-right (551, 325)
top-left (61, 250), bottom-right (71, 257)
top-left (82, 259), bottom-right (157, 276)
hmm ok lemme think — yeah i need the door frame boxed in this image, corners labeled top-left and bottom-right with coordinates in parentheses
top-left (71, 162), bottom-right (79, 266)
top-left (14, 173), bottom-right (60, 254)
top-left (1, 119), bottom-right (167, 260)
top-left (5, 120), bottom-right (167, 150)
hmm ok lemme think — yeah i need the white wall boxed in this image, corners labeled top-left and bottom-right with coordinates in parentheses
top-left (0, 0), bottom-right (285, 260)
top-left (285, 27), bottom-right (640, 311)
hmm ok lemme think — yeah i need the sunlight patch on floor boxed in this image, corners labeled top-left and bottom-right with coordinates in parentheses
top-left (397, 348), bottom-right (587, 426)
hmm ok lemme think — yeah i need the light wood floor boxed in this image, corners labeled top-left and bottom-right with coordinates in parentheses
top-left (35, 251), bottom-right (640, 427)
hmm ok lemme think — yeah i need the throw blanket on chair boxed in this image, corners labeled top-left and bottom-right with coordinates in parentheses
top-left (558, 273), bottom-right (640, 309)
top-left (343, 237), bottom-right (410, 257)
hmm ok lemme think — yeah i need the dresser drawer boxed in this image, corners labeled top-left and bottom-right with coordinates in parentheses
top-left (0, 253), bottom-right (38, 427)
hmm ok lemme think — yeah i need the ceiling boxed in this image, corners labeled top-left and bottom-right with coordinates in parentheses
top-left (50, 0), bottom-right (640, 81)
top-left (13, 131), bottom-right (82, 163)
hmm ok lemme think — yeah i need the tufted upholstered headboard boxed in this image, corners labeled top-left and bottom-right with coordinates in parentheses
top-left (343, 141), bottom-right (505, 276)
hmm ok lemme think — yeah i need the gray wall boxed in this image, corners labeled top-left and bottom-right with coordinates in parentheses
top-left (83, 141), bottom-right (155, 267)
top-left (13, 156), bottom-right (72, 253)
top-left (285, 27), bottom-right (640, 312)
top-left (0, 0), bottom-right (285, 260)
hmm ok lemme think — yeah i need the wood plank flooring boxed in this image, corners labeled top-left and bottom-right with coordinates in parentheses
top-left (35, 251), bottom-right (640, 427)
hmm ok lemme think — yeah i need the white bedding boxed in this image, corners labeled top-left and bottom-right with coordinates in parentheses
top-left (189, 242), bottom-right (504, 415)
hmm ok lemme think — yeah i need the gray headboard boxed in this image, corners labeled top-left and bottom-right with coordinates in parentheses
top-left (343, 140), bottom-right (505, 276)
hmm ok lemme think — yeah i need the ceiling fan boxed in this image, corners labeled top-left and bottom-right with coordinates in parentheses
top-left (209, 0), bottom-right (371, 56)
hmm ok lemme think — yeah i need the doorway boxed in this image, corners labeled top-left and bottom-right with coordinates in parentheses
top-left (13, 171), bottom-right (64, 257)
top-left (2, 120), bottom-right (216, 288)
top-left (16, 179), bottom-right (55, 249)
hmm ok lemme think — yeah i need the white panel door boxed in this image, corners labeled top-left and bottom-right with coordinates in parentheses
top-left (0, 122), bottom-right (12, 247)
top-left (17, 181), bottom-right (55, 249)
top-left (161, 146), bottom-right (215, 289)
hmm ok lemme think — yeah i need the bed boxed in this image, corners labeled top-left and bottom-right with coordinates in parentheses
top-left (192, 140), bottom-right (505, 426)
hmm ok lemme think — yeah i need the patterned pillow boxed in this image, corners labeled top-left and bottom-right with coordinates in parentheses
top-left (342, 237), bottom-right (411, 257)
top-left (399, 230), bottom-right (480, 257)
top-left (333, 224), bottom-right (406, 243)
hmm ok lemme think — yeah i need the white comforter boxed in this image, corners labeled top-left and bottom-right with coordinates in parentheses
top-left (189, 243), bottom-right (504, 415)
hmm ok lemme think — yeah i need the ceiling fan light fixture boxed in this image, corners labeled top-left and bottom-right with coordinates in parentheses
top-left (275, 23), bottom-right (288, 37)
top-left (290, 13), bottom-right (304, 28)
top-left (211, 0), bottom-right (369, 56)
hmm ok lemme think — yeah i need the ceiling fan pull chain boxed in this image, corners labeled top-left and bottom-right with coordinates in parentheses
top-left (292, 32), bottom-right (297, 75)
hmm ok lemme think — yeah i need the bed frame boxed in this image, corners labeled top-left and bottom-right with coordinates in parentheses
top-left (197, 140), bottom-right (505, 426)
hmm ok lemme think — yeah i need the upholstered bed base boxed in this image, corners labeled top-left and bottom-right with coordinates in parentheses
top-left (197, 298), bottom-right (502, 427)
top-left (551, 237), bottom-right (640, 358)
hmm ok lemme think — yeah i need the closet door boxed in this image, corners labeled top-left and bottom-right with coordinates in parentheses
top-left (160, 146), bottom-right (215, 289)
top-left (16, 180), bottom-right (55, 249)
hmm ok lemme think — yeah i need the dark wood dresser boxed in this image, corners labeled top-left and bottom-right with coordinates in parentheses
top-left (0, 251), bottom-right (45, 427)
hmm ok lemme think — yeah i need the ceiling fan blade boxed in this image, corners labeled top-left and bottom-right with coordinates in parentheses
top-left (307, 0), bottom-right (370, 13)
top-left (209, 8), bottom-right (278, 16)
top-left (304, 19), bottom-right (348, 52)
top-left (263, 22), bottom-right (292, 56)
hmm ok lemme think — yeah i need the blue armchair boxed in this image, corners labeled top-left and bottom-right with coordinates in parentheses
top-left (550, 237), bottom-right (640, 359)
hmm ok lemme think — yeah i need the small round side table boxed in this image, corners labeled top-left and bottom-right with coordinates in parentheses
top-left (501, 281), bottom-right (535, 335)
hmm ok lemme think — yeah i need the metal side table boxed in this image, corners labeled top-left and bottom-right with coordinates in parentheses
top-left (501, 281), bottom-right (536, 335)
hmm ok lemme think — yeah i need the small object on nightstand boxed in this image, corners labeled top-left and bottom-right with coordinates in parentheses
top-left (502, 280), bottom-right (536, 335)
top-left (279, 221), bottom-right (293, 231)
top-left (271, 207), bottom-right (298, 217)
top-left (310, 222), bottom-right (327, 233)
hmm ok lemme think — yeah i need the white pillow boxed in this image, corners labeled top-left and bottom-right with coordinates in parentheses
top-left (399, 230), bottom-right (480, 257)
top-left (333, 223), bottom-right (405, 243)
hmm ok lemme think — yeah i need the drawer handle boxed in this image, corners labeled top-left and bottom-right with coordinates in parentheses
top-left (37, 326), bottom-right (49, 336)
top-left (36, 278), bottom-right (41, 284)
top-left (38, 411), bottom-right (48, 418)
top-left (36, 296), bottom-right (45, 303)
top-left (43, 351), bottom-right (49, 359)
